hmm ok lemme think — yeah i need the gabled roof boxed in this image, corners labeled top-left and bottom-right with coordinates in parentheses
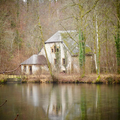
top-left (45, 30), bottom-right (76, 43)
top-left (21, 55), bottom-right (47, 65)
top-left (45, 30), bottom-right (79, 56)
top-left (45, 30), bottom-right (92, 56)
top-left (61, 31), bottom-right (79, 56)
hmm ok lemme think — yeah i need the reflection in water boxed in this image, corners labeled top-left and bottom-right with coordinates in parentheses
top-left (0, 84), bottom-right (120, 120)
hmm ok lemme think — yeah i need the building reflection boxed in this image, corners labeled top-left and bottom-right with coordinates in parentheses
top-left (22, 84), bottom-right (91, 120)
top-left (21, 84), bottom-right (119, 120)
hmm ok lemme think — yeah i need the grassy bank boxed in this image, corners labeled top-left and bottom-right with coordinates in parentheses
top-left (21, 74), bottom-right (120, 84)
top-left (0, 74), bottom-right (120, 84)
top-left (56, 74), bottom-right (120, 84)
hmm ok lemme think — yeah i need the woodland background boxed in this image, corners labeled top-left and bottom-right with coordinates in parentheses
top-left (0, 0), bottom-right (120, 75)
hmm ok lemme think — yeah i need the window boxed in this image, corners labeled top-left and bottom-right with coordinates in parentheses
top-left (57, 48), bottom-right (59, 52)
top-left (51, 45), bottom-right (60, 53)
top-left (51, 45), bottom-right (59, 53)
top-left (63, 58), bottom-right (65, 65)
top-left (51, 48), bottom-right (53, 53)
top-left (54, 59), bottom-right (56, 64)
top-left (29, 66), bottom-right (32, 75)
top-left (24, 66), bottom-right (26, 72)
top-left (54, 46), bottom-right (56, 52)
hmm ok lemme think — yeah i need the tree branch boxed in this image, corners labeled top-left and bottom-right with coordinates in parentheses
top-left (82, 0), bottom-right (99, 18)
top-left (0, 100), bottom-right (7, 107)
top-left (0, 65), bottom-right (21, 74)
top-left (114, 13), bottom-right (120, 23)
top-left (60, 23), bottom-right (78, 45)
top-left (14, 114), bottom-right (19, 120)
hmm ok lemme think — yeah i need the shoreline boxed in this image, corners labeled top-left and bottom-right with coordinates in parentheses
top-left (0, 74), bottom-right (120, 84)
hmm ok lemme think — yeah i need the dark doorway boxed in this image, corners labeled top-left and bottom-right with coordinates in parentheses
top-left (29, 66), bottom-right (32, 75)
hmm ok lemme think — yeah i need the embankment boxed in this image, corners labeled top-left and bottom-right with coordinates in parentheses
top-left (0, 74), bottom-right (120, 84)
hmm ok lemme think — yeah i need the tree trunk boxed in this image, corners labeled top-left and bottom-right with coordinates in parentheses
top-left (96, 15), bottom-right (100, 75)
top-left (115, 0), bottom-right (120, 74)
top-left (79, 30), bottom-right (85, 77)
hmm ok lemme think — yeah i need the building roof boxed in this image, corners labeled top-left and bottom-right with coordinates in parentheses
top-left (45, 30), bottom-right (79, 56)
top-left (45, 30), bottom-right (92, 56)
top-left (61, 31), bottom-right (79, 56)
top-left (45, 30), bottom-right (76, 43)
top-left (21, 55), bottom-right (47, 65)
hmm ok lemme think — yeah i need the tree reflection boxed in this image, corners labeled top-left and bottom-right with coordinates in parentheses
top-left (80, 89), bottom-right (88, 120)
top-left (19, 84), bottom-right (120, 120)
top-left (118, 89), bottom-right (120, 120)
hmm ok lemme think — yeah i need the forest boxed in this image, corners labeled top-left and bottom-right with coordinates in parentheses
top-left (0, 0), bottom-right (120, 75)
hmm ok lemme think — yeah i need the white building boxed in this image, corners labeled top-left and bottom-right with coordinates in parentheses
top-left (21, 54), bottom-right (48, 75)
top-left (21, 30), bottom-right (92, 75)
top-left (39, 30), bottom-right (92, 74)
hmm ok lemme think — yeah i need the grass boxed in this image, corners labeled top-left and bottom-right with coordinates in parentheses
top-left (0, 73), bottom-right (120, 84)
top-left (56, 73), bottom-right (120, 84)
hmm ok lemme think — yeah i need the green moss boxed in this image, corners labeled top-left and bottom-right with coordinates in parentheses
top-left (95, 75), bottom-right (103, 84)
top-left (0, 79), bottom-right (7, 84)
top-left (1, 79), bottom-right (4, 83)
top-left (96, 75), bottom-right (100, 80)
top-left (85, 46), bottom-right (92, 53)
top-left (81, 74), bottom-right (85, 78)
top-left (54, 43), bottom-right (61, 72)
top-left (16, 76), bottom-right (21, 79)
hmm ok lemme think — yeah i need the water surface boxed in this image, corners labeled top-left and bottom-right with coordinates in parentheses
top-left (0, 84), bottom-right (120, 120)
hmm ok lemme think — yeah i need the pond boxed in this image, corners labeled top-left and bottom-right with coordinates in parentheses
top-left (0, 83), bottom-right (120, 120)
